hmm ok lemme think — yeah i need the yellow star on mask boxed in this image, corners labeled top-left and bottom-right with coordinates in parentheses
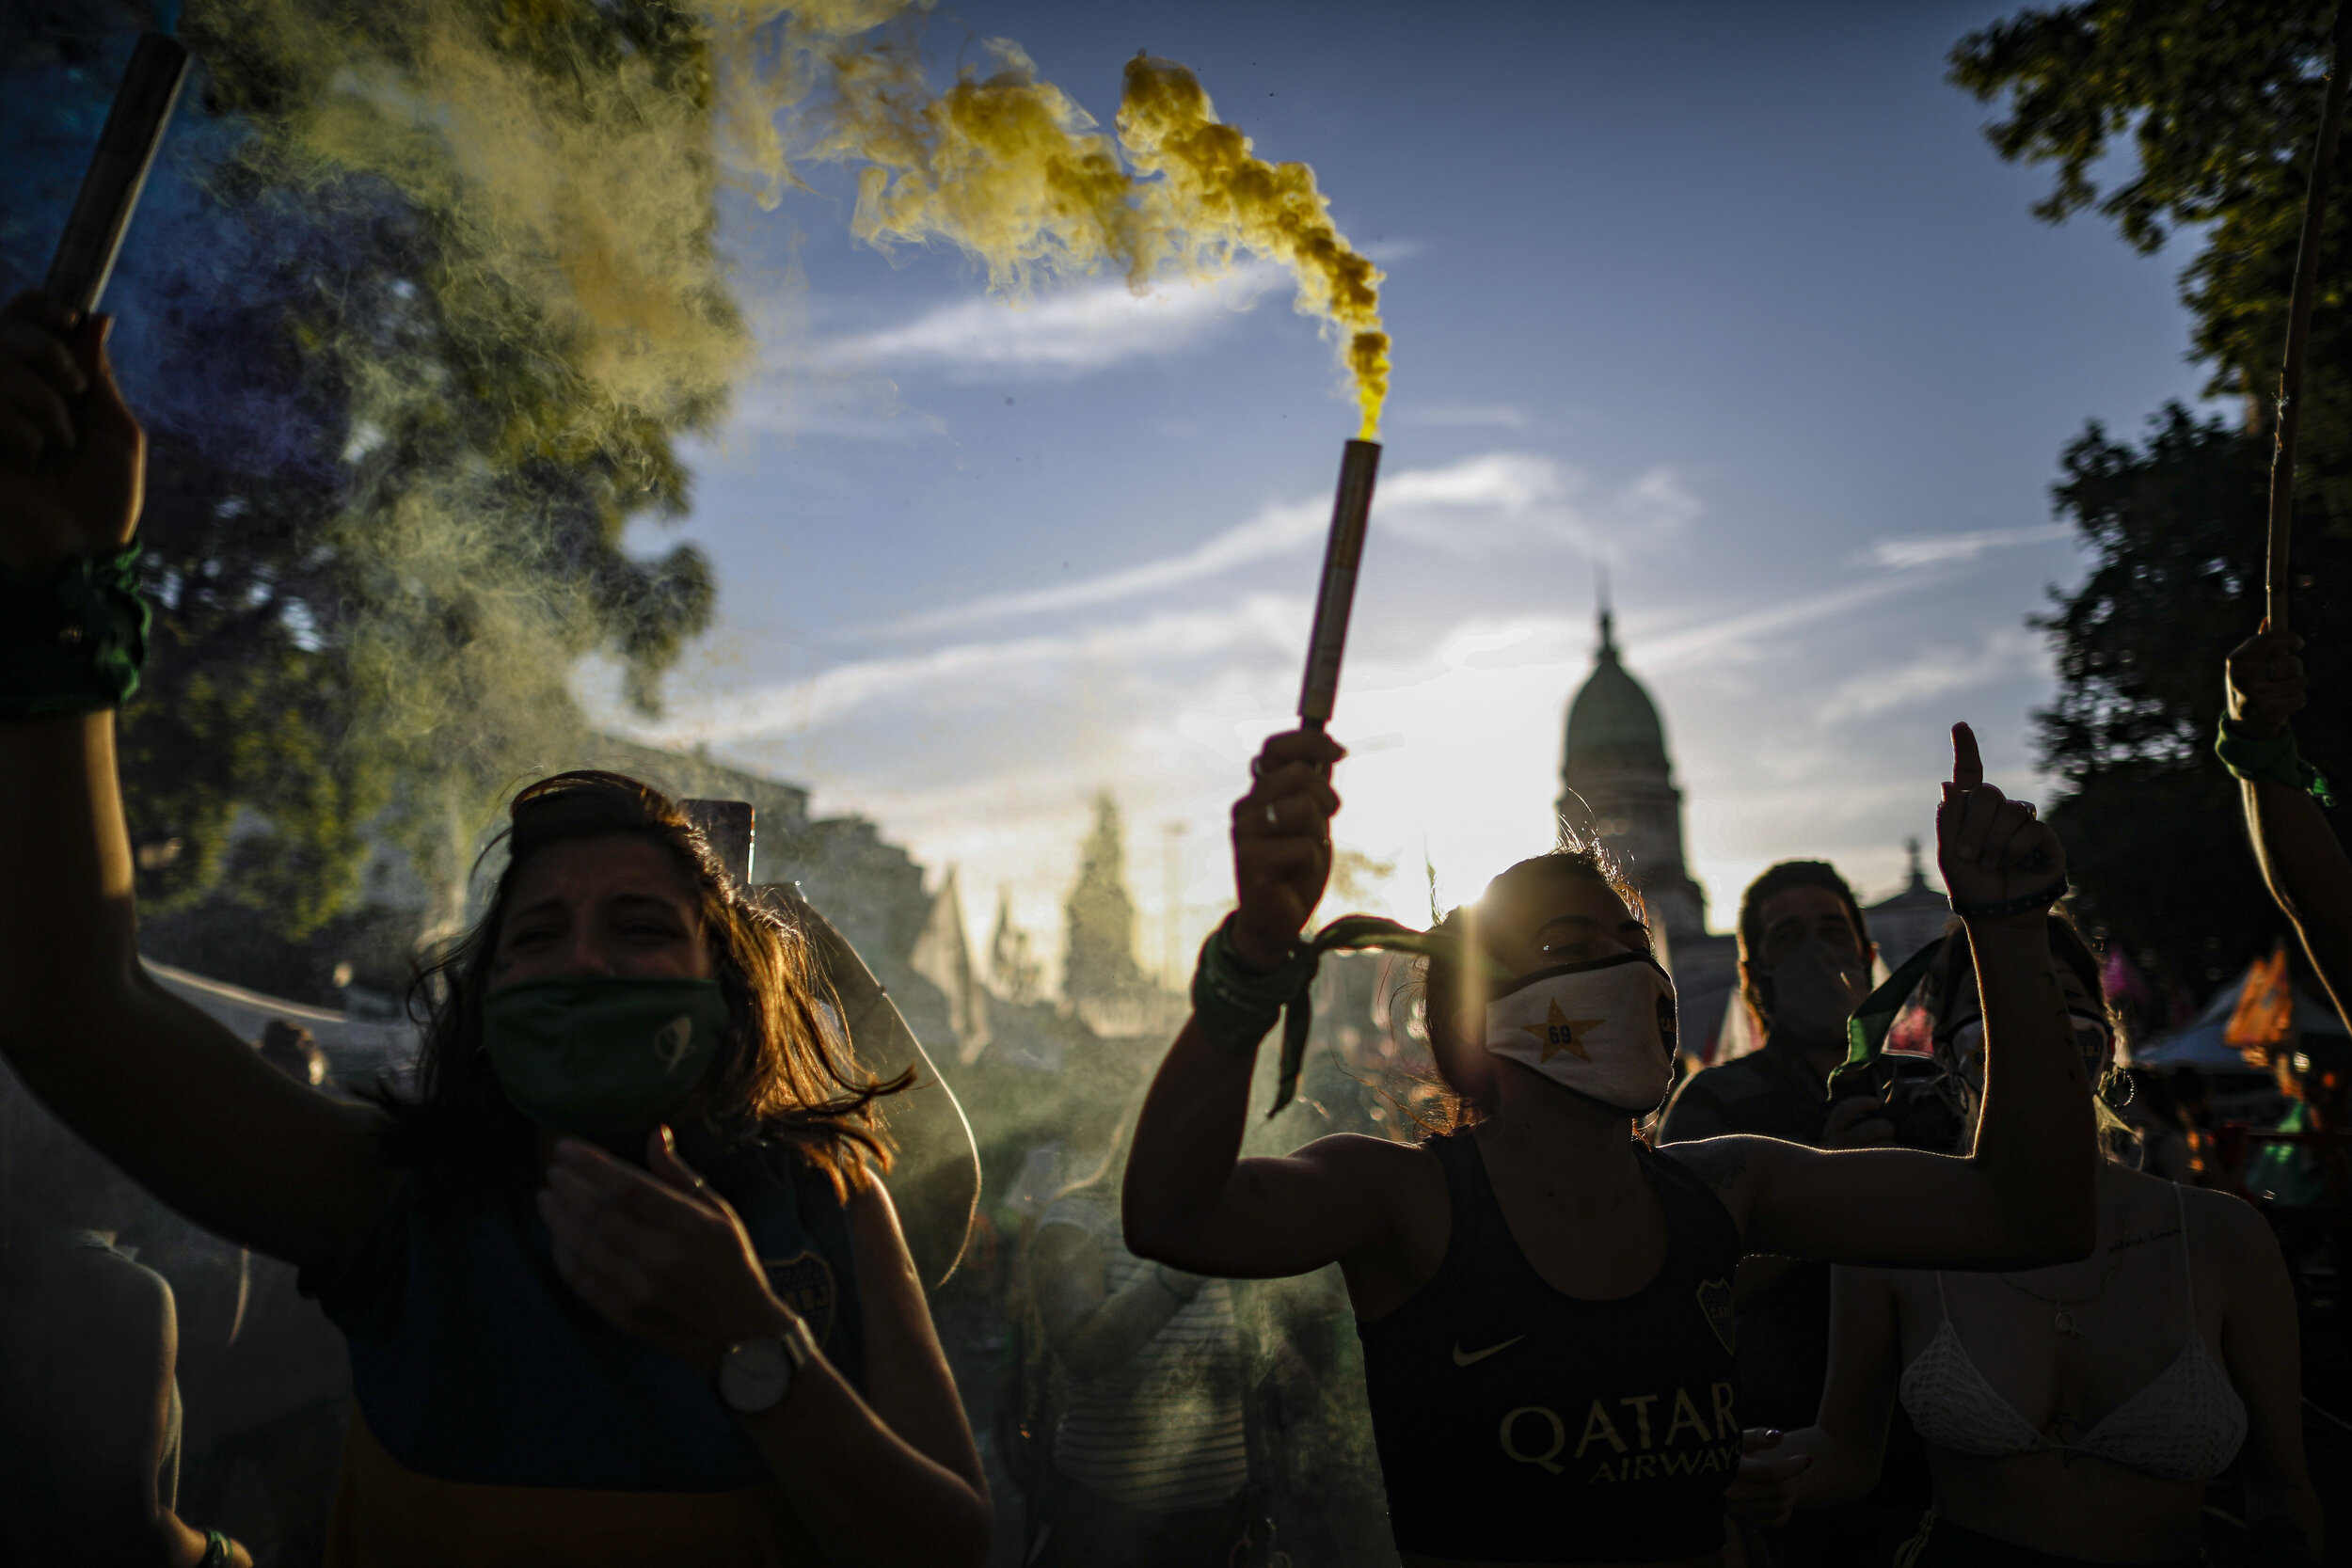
top-left (1523, 999), bottom-right (1605, 1062)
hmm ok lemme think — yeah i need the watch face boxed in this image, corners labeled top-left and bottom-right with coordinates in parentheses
top-left (718, 1336), bottom-right (791, 1414)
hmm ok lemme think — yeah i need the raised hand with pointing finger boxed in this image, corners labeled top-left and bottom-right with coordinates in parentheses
top-left (1937, 721), bottom-right (2067, 926)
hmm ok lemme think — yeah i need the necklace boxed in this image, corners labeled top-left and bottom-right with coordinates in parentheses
top-left (1997, 1253), bottom-right (2122, 1337)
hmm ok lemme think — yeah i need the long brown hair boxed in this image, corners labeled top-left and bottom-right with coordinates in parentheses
top-left (1415, 842), bottom-right (1651, 1125)
top-left (362, 771), bottom-right (910, 1205)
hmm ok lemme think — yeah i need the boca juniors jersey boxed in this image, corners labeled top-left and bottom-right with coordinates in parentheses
top-left (301, 1140), bottom-right (865, 1567)
top-left (1358, 1132), bottom-right (1743, 1564)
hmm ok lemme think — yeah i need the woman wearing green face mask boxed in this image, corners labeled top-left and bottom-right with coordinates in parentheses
top-left (0, 292), bottom-right (988, 1567)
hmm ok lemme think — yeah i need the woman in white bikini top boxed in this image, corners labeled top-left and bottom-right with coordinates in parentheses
top-left (1738, 917), bottom-right (2321, 1567)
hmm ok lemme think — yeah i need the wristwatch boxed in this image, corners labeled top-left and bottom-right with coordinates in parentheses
top-left (715, 1313), bottom-right (818, 1415)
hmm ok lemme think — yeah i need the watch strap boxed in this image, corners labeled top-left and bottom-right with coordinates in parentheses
top-left (778, 1312), bottom-right (817, 1370)
top-left (716, 1314), bottom-right (818, 1415)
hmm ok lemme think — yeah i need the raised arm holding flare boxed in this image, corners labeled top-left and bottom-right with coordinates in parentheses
top-left (1121, 720), bottom-right (2094, 1568)
top-left (2225, 622), bottom-right (2352, 1022)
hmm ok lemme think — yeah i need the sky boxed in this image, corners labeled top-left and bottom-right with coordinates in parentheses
top-left (592, 0), bottom-right (2220, 986)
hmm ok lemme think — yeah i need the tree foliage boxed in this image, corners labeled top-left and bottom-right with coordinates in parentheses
top-left (1953, 0), bottom-right (2352, 526)
top-left (2, 2), bottom-right (738, 994)
top-left (2034, 407), bottom-right (2352, 990)
top-left (1956, 1), bottom-right (2350, 1001)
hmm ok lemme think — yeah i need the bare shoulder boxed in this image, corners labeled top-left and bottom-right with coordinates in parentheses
top-left (43, 1250), bottom-right (171, 1351)
top-left (844, 1164), bottom-right (925, 1290)
top-left (1290, 1131), bottom-right (1437, 1175)
top-left (1288, 1132), bottom-right (1446, 1203)
top-left (1660, 1132), bottom-right (1781, 1203)
top-left (846, 1164), bottom-right (907, 1238)
top-left (1029, 1219), bottom-right (1095, 1270)
top-left (2179, 1184), bottom-right (2281, 1268)
top-left (1836, 1261), bottom-right (1913, 1309)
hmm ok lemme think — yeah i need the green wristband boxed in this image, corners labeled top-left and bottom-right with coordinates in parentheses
top-left (1190, 917), bottom-right (1313, 1061)
top-left (2216, 715), bottom-right (2334, 807)
top-left (1189, 911), bottom-right (1515, 1118)
top-left (0, 542), bottom-right (151, 719)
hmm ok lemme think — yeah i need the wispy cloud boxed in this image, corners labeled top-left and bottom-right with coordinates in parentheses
top-left (1821, 626), bottom-right (2045, 722)
top-left (1635, 573), bottom-right (1947, 674)
top-left (639, 596), bottom-right (1306, 745)
top-left (891, 453), bottom-right (1692, 636)
top-left (818, 269), bottom-right (1277, 379)
top-left (1381, 451), bottom-right (1562, 513)
top-left (893, 498), bottom-right (1328, 634)
top-left (1862, 523), bottom-right (2071, 570)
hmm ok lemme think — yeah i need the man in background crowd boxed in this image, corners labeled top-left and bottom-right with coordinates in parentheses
top-left (1661, 861), bottom-right (1924, 1566)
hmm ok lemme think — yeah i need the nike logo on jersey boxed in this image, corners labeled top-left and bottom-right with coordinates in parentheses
top-left (1452, 1335), bottom-right (1525, 1366)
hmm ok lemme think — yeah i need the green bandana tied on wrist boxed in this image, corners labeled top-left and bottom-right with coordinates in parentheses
top-left (0, 542), bottom-right (150, 719)
top-left (2216, 714), bottom-right (2334, 807)
top-left (1191, 913), bottom-right (1510, 1117)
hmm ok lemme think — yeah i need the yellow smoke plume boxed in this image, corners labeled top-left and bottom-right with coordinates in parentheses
top-left (714, 10), bottom-right (1388, 436)
top-left (1118, 55), bottom-right (1388, 438)
top-left (189, 4), bottom-right (1386, 445)
top-left (821, 38), bottom-right (1152, 294)
top-left (193, 0), bottom-right (749, 472)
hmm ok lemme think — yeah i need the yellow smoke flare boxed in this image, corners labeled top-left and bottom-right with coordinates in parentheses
top-left (1118, 55), bottom-right (1388, 438)
top-left (188, 3), bottom-right (1389, 451)
top-left (199, 0), bottom-right (750, 465)
top-left (715, 15), bottom-right (1389, 436)
top-left (817, 38), bottom-right (1155, 295)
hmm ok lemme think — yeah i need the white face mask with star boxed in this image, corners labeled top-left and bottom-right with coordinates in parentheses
top-left (1483, 952), bottom-right (1680, 1115)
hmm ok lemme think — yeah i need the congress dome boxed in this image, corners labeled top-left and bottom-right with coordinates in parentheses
top-left (1563, 610), bottom-right (1668, 768)
top-left (1557, 605), bottom-right (1706, 943)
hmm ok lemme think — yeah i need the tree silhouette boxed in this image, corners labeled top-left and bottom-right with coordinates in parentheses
top-left (1956, 1), bottom-right (2352, 1002)
top-left (1063, 790), bottom-right (1150, 1013)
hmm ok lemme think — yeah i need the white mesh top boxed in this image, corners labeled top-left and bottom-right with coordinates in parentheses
top-left (1041, 1193), bottom-right (1250, 1513)
top-left (1896, 1185), bottom-right (2247, 1483)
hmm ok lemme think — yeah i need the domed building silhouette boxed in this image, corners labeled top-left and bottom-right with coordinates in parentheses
top-left (1558, 602), bottom-right (1740, 1049)
top-left (1558, 605), bottom-right (1708, 941)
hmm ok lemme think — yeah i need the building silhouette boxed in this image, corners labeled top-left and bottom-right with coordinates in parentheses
top-left (1558, 605), bottom-right (1709, 942)
top-left (1556, 602), bottom-right (1740, 1054)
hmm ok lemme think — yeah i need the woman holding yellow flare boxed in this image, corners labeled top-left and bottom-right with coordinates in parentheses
top-left (1122, 719), bottom-right (2105, 1567)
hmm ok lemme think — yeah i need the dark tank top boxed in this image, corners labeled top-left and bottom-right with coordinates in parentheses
top-left (1358, 1131), bottom-right (1743, 1564)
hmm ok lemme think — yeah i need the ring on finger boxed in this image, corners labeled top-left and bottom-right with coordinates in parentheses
top-left (1263, 802), bottom-right (1281, 830)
